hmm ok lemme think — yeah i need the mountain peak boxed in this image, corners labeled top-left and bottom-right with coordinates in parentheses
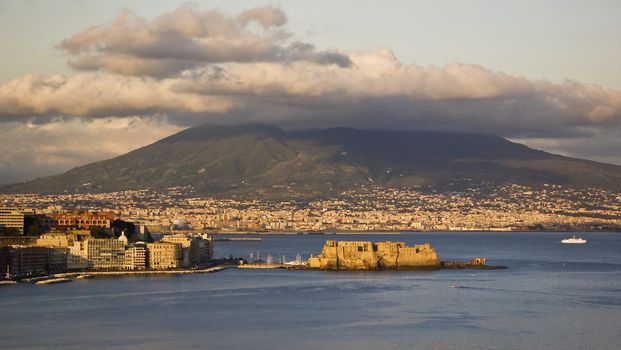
top-left (157, 123), bottom-right (286, 144)
top-left (3, 124), bottom-right (621, 196)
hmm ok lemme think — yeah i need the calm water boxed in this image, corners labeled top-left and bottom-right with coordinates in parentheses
top-left (1, 232), bottom-right (620, 350)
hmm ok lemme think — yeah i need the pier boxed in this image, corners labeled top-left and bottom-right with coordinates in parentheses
top-left (214, 237), bottom-right (262, 241)
top-left (0, 264), bottom-right (236, 285)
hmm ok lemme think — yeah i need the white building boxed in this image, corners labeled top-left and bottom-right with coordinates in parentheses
top-left (124, 243), bottom-right (147, 270)
top-left (68, 241), bottom-right (88, 270)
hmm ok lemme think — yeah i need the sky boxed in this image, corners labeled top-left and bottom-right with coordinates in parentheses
top-left (1, 0), bottom-right (621, 184)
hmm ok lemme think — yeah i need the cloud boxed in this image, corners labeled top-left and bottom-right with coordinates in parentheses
top-left (58, 4), bottom-right (350, 77)
top-left (1, 4), bottom-right (621, 183)
top-left (172, 48), bottom-right (621, 136)
top-left (0, 73), bottom-right (232, 119)
top-left (2, 47), bottom-right (621, 138)
top-left (511, 127), bottom-right (621, 166)
top-left (237, 5), bottom-right (287, 29)
top-left (0, 117), bottom-right (182, 184)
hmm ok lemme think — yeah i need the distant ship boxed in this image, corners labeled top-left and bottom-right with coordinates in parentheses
top-left (561, 235), bottom-right (587, 244)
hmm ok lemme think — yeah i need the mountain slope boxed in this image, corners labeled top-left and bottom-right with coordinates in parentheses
top-left (4, 124), bottom-right (621, 195)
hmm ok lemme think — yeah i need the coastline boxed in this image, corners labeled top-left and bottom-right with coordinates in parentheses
top-left (211, 229), bottom-right (617, 235)
top-left (56, 264), bottom-right (235, 277)
top-left (2, 264), bottom-right (237, 284)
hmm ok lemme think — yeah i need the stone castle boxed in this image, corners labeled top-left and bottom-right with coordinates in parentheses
top-left (308, 240), bottom-right (440, 270)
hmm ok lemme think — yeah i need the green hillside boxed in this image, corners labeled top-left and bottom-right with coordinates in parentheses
top-left (4, 124), bottom-right (621, 196)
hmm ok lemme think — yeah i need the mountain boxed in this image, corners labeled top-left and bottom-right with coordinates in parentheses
top-left (4, 124), bottom-right (621, 196)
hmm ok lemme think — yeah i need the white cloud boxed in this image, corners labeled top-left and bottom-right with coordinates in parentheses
top-left (174, 48), bottom-right (621, 135)
top-left (4, 47), bottom-right (618, 137)
top-left (1, 4), bottom-right (621, 183)
top-left (237, 5), bottom-right (288, 29)
top-left (0, 117), bottom-right (182, 184)
top-left (0, 73), bottom-right (232, 118)
top-left (58, 4), bottom-right (349, 77)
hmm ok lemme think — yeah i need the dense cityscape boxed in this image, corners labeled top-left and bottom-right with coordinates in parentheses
top-left (3, 183), bottom-right (620, 234)
top-left (2, 182), bottom-right (618, 279)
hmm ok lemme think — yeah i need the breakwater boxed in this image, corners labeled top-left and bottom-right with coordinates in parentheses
top-left (1, 264), bottom-right (235, 285)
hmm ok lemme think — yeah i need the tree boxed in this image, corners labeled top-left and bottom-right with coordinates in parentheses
top-left (26, 225), bottom-right (41, 236)
top-left (90, 226), bottom-right (112, 238)
top-left (145, 228), bottom-right (155, 243)
top-left (111, 219), bottom-right (136, 240)
top-left (23, 216), bottom-right (43, 236)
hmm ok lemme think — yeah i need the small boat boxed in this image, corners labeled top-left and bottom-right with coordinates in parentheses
top-left (76, 274), bottom-right (94, 279)
top-left (561, 235), bottom-right (587, 244)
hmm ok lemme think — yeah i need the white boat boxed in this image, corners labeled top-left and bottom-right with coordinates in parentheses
top-left (561, 235), bottom-right (587, 244)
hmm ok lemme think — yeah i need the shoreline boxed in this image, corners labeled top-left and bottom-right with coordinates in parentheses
top-left (2, 264), bottom-right (237, 284)
top-left (211, 230), bottom-right (619, 235)
top-left (56, 264), bottom-right (235, 277)
top-left (1, 259), bottom-right (509, 284)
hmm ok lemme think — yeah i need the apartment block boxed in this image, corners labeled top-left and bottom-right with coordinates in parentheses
top-left (124, 243), bottom-right (147, 270)
top-left (162, 233), bottom-right (213, 266)
top-left (0, 207), bottom-right (25, 234)
top-left (85, 239), bottom-right (126, 269)
top-left (147, 242), bottom-right (181, 269)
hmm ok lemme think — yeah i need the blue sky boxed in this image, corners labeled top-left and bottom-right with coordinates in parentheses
top-left (0, 0), bottom-right (620, 184)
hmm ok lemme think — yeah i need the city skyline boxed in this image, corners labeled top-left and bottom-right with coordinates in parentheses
top-left (1, 1), bottom-right (621, 185)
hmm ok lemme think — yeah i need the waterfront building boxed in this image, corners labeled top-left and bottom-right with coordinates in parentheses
top-left (0, 246), bottom-right (47, 276)
top-left (161, 233), bottom-right (213, 266)
top-left (161, 234), bottom-right (193, 267)
top-left (195, 234), bottom-right (213, 264)
top-left (45, 247), bottom-right (68, 273)
top-left (147, 242), bottom-right (182, 269)
top-left (67, 241), bottom-right (88, 270)
top-left (84, 238), bottom-right (126, 269)
top-left (124, 243), bottom-right (147, 270)
top-left (0, 236), bottom-right (37, 247)
top-left (0, 207), bottom-right (25, 234)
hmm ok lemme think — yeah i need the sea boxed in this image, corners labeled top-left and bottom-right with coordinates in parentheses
top-left (1, 232), bottom-right (620, 350)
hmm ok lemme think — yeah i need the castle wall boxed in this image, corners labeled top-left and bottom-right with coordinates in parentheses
top-left (396, 243), bottom-right (439, 269)
top-left (376, 241), bottom-right (401, 269)
top-left (310, 240), bottom-right (439, 270)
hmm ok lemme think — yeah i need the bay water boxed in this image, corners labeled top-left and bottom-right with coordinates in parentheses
top-left (1, 232), bottom-right (620, 350)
